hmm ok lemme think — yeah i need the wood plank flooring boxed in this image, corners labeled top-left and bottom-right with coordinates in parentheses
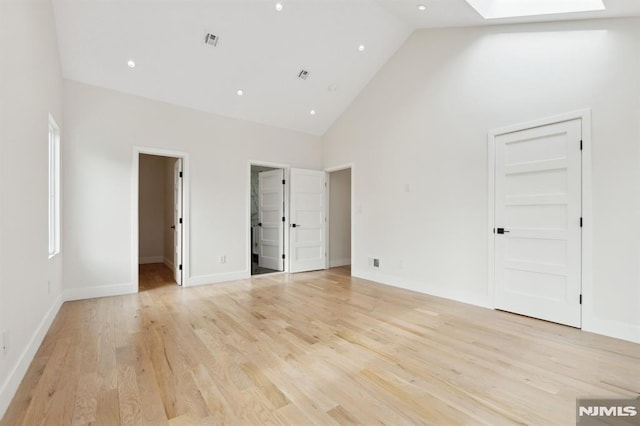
top-left (2, 264), bottom-right (639, 425)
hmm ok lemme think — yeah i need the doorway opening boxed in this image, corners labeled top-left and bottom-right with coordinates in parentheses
top-left (250, 164), bottom-right (286, 275)
top-left (327, 167), bottom-right (352, 273)
top-left (133, 147), bottom-right (189, 292)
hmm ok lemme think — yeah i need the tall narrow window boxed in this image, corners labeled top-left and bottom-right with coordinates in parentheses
top-left (48, 114), bottom-right (60, 258)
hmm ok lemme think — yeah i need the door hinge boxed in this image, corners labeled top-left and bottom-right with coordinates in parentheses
top-left (282, 254), bottom-right (285, 260)
top-left (179, 218), bottom-right (183, 224)
top-left (179, 264), bottom-right (183, 271)
top-left (579, 294), bottom-right (582, 305)
top-left (580, 140), bottom-right (583, 151)
top-left (282, 217), bottom-right (285, 222)
top-left (580, 217), bottom-right (582, 227)
top-left (282, 179), bottom-right (285, 185)
top-left (179, 171), bottom-right (183, 178)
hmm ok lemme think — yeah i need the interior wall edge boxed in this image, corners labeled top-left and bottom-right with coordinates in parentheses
top-left (0, 295), bottom-right (63, 419)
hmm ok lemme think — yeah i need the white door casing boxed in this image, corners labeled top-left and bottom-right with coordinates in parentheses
top-left (290, 168), bottom-right (327, 273)
top-left (174, 158), bottom-right (183, 285)
top-left (494, 118), bottom-right (582, 327)
top-left (258, 169), bottom-right (285, 271)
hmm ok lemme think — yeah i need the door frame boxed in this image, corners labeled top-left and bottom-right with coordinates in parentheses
top-left (247, 161), bottom-right (290, 274)
top-left (324, 163), bottom-right (355, 271)
top-left (132, 146), bottom-right (190, 290)
top-left (487, 109), bottom-right (592, 327)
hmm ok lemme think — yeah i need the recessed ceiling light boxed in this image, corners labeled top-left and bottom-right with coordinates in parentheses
top-left (236, 89), bottom-right (244, 96)
top-left (464, 0), bottom-right (605, 19)
top-left (417, 4), bottom-right (427, 11)
top-left (310, 110), bottom-right (316, 116)
top-left (275, 2), bottom-right (283, 11)
top-left (358, 45), bottom-right (365, 52)
top-left (127, 60), bottom-right (136, 68)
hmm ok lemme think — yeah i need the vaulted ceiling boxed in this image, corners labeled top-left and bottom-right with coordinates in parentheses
top-left (52, 0), bottom-right (640, 135)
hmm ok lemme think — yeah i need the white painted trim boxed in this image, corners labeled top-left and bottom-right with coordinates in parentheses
top-left (132, 147), bottom-right (190, 290)
top-left (324, 163), bottom-right (355, 272)
top-left (163, 256), bottom-right (175, 272)
top-left (0, 294), bottom-right (63, 417)
top-left (139, 256), bottom-right (164, 264)
top-left (189, 270), bottom-right (250, 287)
top-left (325, 172), bottom-right (331, 270)
top-left (583, 317), bottom-right (640, 344)
top-left (353, 267), bottom-right (492, 309)
top-left (487, 109), bottom-right (592, 329)
top-left (487, 135), bottom-right (496, 305)
top-left (63, 283), bottom-right (136, 302)
top-left (247, 161), bottom-right (291, 274)
top-left (329, 258), bottom-right (352, 268)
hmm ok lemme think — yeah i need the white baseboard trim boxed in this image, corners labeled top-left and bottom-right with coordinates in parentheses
top-left (188, 270), bottom-right (250, 287)
top-left (139, 256), bottom-right (164, 264)
top-left (329, 258), bottom-right (351, 268)
top-left (163, 257), bottom-right (175, 272)
top-left (0, 294), bottom-right (63, 418)
top-left (353, 268), bottom-right (640, 344)
top-left (352, 267), bottom-right (492, 309)
top-left (63, 283), bottom-right (136, 302)
top-left (583, 316), bottom-right (640, 344)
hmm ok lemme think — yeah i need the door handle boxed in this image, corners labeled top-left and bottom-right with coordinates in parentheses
top-left (258, 222), bottom-right (262, 227)
top-left (291, 223), bottom-right (299, 228)
top-left (496, 228), bottom-right (510, 234)
top-left (170, 225), bottom-right (176, 229)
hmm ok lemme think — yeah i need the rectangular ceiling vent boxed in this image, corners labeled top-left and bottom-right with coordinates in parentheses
top-left (298, 69), bottom-right (310, 80)
top-left (204, 33), bottom-right (219, 47)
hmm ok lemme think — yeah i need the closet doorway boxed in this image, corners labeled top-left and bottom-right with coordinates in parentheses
top-left (250, 164), bottom-right (286, 275)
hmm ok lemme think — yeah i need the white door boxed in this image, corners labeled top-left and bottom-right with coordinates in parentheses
top-left (290, 168), bottom-right (326, 273)
top-left (494, 119), bottom-right (582, 327)
top-left (173, 159), bottom-right (183, 285)
top-left (258, 169), bottom-right (284, 271)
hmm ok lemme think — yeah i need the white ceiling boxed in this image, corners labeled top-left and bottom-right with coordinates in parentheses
top-left (52, 0), bottom-right (640, 136)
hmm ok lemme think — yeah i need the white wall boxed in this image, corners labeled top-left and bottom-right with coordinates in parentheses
top-left (138, 154), bottom-right (166, 262)
top-left (62, 81), bottom-right (322, 292)
top-left (0, 0), bottom-right (64, 416)
top-left (329, 168), bottom-right (351, 267)
top-left (164, 157), bottom-right (177, 269)
top-left (322, 18), bottom-right (640, 343)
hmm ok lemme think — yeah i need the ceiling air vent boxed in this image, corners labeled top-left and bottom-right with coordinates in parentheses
top-left (298, 69), bottom-right (310, 80)
top-left (204, 33), bottom-right (219, 47)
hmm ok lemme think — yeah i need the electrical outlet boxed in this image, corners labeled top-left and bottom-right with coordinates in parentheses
top-left (373, 258), bottom-right (380, 268)
top-left (2, 330), bottom-right (9, 355)
top-left (219, 255), bottom-right (226, 264)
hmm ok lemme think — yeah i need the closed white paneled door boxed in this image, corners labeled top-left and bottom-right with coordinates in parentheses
top-left (290, 168), bottom-right (327, 273)
top-left (494, 119), bottom-right (582, 327)
top-left (258, 169), bottom-right (285, 271)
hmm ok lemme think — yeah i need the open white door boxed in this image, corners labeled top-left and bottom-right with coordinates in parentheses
top-left (290, 168), bottom-right (326, 273)
top-left (494, 118), bottom-right (582, 327)
top-left (258, 169), bottom-right (284, 271)
top-left (173, 158), bottom-right (183, 285)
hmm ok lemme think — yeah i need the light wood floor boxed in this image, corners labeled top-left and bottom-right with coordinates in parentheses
top-left (2, 265), bottom-right (639, 425)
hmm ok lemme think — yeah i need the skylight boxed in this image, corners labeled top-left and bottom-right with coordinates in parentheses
top-left (465, 0), bottom-right (605, 19)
